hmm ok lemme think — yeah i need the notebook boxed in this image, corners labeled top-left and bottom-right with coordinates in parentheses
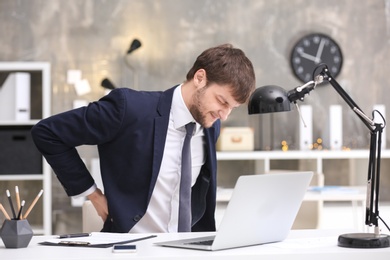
top-left (155, 171), bottom-right (313, 251)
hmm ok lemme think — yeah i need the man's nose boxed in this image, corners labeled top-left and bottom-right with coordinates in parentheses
top-left (218, 107), bottom-right (233, 121)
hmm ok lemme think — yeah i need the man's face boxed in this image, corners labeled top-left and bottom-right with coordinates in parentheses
top-left (189, 83), bottom-right (240, 128)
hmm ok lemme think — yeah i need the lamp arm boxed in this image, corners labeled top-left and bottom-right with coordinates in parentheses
top-left (316, 65), bottom-right (385, 230)
top-left (287, 80), bottom-right (316, 103)
top-left (366, 126), bottom-right (382, 228)
top-left (318, 66), bottom-right (376, 131)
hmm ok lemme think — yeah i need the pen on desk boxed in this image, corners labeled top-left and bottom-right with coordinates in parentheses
top-left (6, 189), bottom-right (16, 219)
top-left (0, 203), bottom-right (11, 220)
top-left (15, 186), bottom-right (21, 218)
top-left (24, 189), bottom-right (43, 219)
top-left (17, 200), bottom-right (25, 220)
top-left (58, 233), bottom-right (91, 239)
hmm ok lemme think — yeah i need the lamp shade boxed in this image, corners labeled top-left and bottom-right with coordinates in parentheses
top-left (248, 85), bottom-right (292, 114)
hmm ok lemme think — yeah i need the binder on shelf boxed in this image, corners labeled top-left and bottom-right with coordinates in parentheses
top-left (299, 105), bottom-right (313, 150)
top-left (322, 105), bottom-right (342, 150)
top-left (329, 105), bottom-right (343, 150)
top-left (0, 72), bottom-right (31, 121)
top-left (373, 104), bottom-right (386, 149)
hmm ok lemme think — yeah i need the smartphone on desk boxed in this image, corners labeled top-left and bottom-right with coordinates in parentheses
top-left (112, 244), bottom-right (137, 253)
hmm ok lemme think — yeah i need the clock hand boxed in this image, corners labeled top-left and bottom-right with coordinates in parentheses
top-left (298, 52), bottom-right (318, 62)
top-left (315, 38), bottom-right (326, 63)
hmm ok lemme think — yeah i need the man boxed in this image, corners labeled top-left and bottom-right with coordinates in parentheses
top-left (31, 44), bottom-right (256, 233)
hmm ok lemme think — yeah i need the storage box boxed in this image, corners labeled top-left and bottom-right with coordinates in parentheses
top-left (217, 127), bottom-right (254, 151)
top-left (0, 125), bottom-right (42, 174)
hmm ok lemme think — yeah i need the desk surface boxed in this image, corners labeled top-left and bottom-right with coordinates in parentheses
top-left (1, 229), bottom-right (390, 260)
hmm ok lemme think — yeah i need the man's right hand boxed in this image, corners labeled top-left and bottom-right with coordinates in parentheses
top-left (87, 188), bottom-right (108, 222)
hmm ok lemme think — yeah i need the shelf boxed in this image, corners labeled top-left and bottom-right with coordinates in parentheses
top-left (0, 62), bottom-right (52, 235)
top-left (216, 149), bottom-right (383, 160)
top-left (0, 62), bottom-right (51, 71)
top-left (217, 186), bottom-right (366, 202)
top-left (216, 150), bottom-right (390, 186)
top-left (0, 174), bottom-right (44, 181)
top-left (0, 120), bottom-right (40, 126)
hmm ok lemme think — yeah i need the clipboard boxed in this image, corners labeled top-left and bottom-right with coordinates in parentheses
top-left (39, 233), bottom-right (157, 248)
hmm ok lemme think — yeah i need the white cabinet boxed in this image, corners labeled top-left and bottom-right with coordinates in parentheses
top-left (0, 62), bottom-right (51, 235)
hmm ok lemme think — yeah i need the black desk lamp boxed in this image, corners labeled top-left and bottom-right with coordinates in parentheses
top-left (248, 64), bottom-right (389, 248)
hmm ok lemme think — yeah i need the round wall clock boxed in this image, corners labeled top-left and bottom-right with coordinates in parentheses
top-left (290, 33), bottom-right (343, 83)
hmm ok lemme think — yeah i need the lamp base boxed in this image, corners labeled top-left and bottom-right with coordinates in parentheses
top-left (338, 233), bottom-right (390, 248)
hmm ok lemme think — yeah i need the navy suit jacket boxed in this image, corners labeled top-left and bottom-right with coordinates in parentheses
top-left (31, 86), bottom-right (220, 233)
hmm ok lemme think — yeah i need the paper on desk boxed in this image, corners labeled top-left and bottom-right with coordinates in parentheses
top-left (44, 232), bottom-right (153, 245)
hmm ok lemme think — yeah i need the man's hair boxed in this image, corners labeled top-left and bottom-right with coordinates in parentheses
top-left (186, 44), bottom-right (256, 104)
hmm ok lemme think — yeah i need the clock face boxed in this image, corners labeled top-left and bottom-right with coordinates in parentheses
top-left (290, 33), bottom-right (343, 83)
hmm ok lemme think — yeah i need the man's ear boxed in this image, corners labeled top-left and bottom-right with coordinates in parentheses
top-left (194, 69), bottom-right (207, 89)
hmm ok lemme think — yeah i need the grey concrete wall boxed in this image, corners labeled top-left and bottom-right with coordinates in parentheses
top-left (2, 0), bottom-right (389, 147)
top-left (1, 0), bottom-right (390, 233)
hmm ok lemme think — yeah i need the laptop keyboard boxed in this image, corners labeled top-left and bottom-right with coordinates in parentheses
top-left (185, 239), bottom-right (214, 246)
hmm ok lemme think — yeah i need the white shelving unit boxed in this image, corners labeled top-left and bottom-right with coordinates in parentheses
top-left (0, 62), bottom-right (51, 235)
top-left (217, 150), bottom-right (390, 185)
top-left (215, 150), bottom-right (382, 229)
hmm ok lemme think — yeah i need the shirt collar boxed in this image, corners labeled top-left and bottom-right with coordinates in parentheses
top-left (172, 84), bottom-right (196, 130)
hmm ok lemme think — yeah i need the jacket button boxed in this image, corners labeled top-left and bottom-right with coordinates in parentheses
top-left (133, 215), bottom-right (141, 222)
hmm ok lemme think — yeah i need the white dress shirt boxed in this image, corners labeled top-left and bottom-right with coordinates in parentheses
top-left (130, 85), bottom-right (205, 233)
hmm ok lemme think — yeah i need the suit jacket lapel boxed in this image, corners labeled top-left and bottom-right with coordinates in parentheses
top-left (147, 86), bottom-right (176, 201)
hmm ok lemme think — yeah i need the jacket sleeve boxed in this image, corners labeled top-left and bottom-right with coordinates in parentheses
top-left (31, 89), bottom-right (127, 196)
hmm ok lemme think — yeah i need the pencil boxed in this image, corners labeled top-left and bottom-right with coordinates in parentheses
top-left (15, 186), bottom-right (21, 218)
top-left (0, 203), bottom-right (11, 220)
top-left (17, 200), bottom-right (25, 220)
top-left (6, 189), bottom-right (16, 219)
top-left (23, 189), bottom-right (43, 219)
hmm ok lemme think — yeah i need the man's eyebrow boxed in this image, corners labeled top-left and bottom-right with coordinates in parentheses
top-left (219, 95), bottom-right (239, 109)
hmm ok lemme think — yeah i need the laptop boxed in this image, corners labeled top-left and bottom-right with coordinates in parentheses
top-left (155, 171), bottom-right (313, 251)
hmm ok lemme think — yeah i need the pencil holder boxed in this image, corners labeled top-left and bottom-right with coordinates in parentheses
top-left (0, 219), bottom-right (33, 248)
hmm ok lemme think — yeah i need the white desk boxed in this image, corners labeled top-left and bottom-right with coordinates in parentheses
top-left (1, 229), bottom-right (390, 260)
